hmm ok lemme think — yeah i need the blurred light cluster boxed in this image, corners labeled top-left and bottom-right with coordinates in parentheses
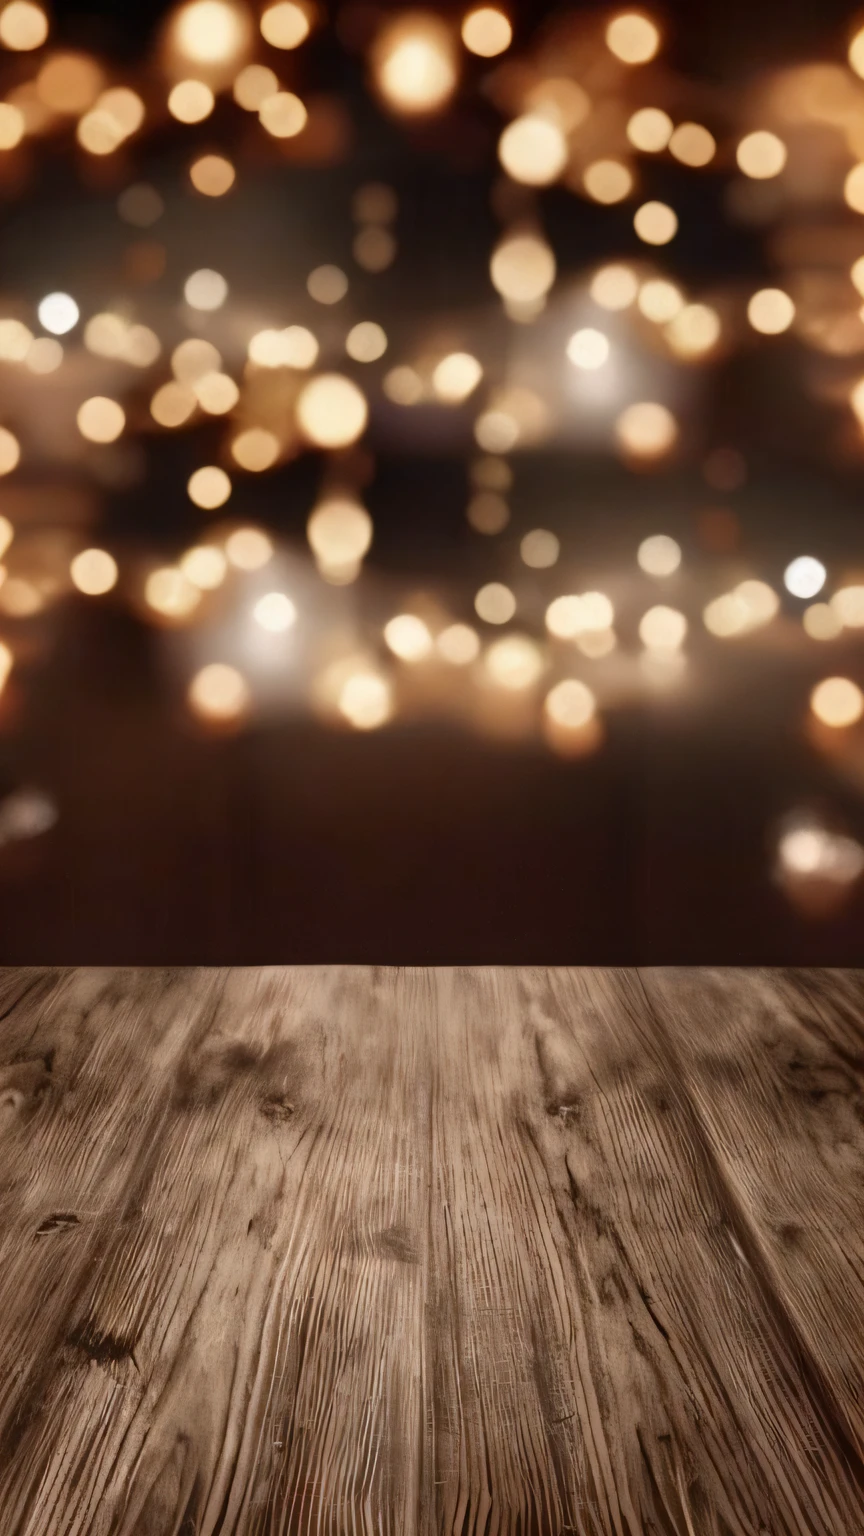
top-left (0, 0), bottom-right (860, 919)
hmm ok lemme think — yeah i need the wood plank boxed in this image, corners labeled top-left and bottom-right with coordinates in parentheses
top-left (640, 966), bottom-right (864, 1467)
top-left (0, 967), bottom-right (861, 1534)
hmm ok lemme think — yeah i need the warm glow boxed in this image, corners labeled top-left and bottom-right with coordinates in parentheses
top-left (546, 592), bottom-right (613, 638)
top-left (583, 159), bottom-right (632, 204)
top-left (383, 365), bottom-right (423, 405)
top-left (638, 279), bottom-right (683, 322)
top-left (437, 622), bottom-right (480, 664)
top-left (668, 121), bottom-right (715, 166)
top-left (474, 410), bottom-right (519, 453)
top-left (225, 527), bottom-right (273, 569)
top-left (193, 372), bottom-right (239, 415)
top-left (606, 12), bottom-right (660, 64)
top-left (616, 401), bottom-right (677, 457)
top-left (70, 548), bottom-right (117, 595)
top-left (803, 603), bottom-right (842, 641)
top-left (627, 106), bottom-right (672, 152)
top-left (231, 427), bottom-right (279, 471)
top-left (26, 336), bottom-right (62, 373)
top-left (567, 328), bottom-right (609, 369)
top-left (850, 27), bottom-right (864, 79)
top-left (181, 544), bottom-right (227, 588)
top-left (747, 288), bottom-right (794, 334)
top-left (373, 13), bottom-right (458, 116)
top-left (254, 591), bottom-right (297, 632)
top-left (307, 497), bottom-right (373, 570)
top-left (0, 102), bottom-right (25, 148)
top-left (0, 319), bottom-right (32, 360)
top-left (0, 425), bottom-right (19, 475)
top-left (249, 325), bottom-right (318, 369)
top-left (461, 7), bottom-right (511, 56)
top-left (260, 1), bottom-right (310, 49)
top-left (499, 113), bottom-right (567, 186)
top-left (77, 396), bottom-right (125, 443)
top-left (172, 338), bottom-right (221, 381)
top-left (520, 529), bottom-right (559, 568)
top-left (640, 604), bottom-right (687, 650)
top-left (145, 566), bottom-right (201, 620)
top-left (187, 465), bottom-right (232, 509)
top-left (490, 232), bottom-right (555, 303)
top-left (703, 580), bottom-right (779, 637)
top-left (485, 634), bottom-right (544, 689)
top-left (810, 676), bottom-right (864, 728)
top-left (591, 264), bottom-right (638, 310)
top-left (784, 556), bottom-right (826, 599)
top-left (307, 264), bottom-right (348, 304)
top-left (184, 267), bottom-right (228, 310)
top-left (38, 291), bottom-right (78, 334)
top-left (634, 200), bottom-right (677, 244)
top-left (638, 534), bottom-right (681, 576)
top-left (666, 303), bottom-right (721, 358)
top-left (433, 351), bottom-right (483, 401)
top-left (0, 2), bottom-right (48, 50)
top-left (736, 131), bottom-right (786, 179)
top-left (77, 109), bottom-right (124, 155)
top-left (467, 491), bottom-right (509, 533)
top-left (525, 77), bottom-right (589, 131)
top-left (37, 53), bottom-right (102, 113)
top-left (296, 374), bottom-right (368, 448)
top-left (0, 641), bottom-right (11, 693)
top-left (384, 613), bottom-right (433, 661)
top-left (475, 581), bottom-right (515, 624)
top-left (0, 515), bottom-right (12, 558)
top-left (168, 79), bottom-right (214, 122)
top-left (346, 321), bottom-right (388, 363)
top-left (189, 662), bottom-right (250, 721)
top-left (545, 678), bottom-right (595, 729)
top-left (172, 0), bottom-right (249, 66)
top-left (831, 586), bottom-right (864, 627)
top-left (259, 89), bottom-right (307, 137)
top-left (190, 153), bottom-right (235, 195)
top-left (233, 63), bottom-right (278, 109)
top-left (338, 671), bottom-right (392, 729)
top-left (151, 381), bottom-right (197, 427)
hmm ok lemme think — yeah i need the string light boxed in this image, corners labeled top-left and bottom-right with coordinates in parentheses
top-left (372, 13), bottom-right (458, 116)
top-left (70, 549), bottom-right (117, 595)
top-left (0, 2), bottom-right (48, 50)
top-left (296, 374), bottom-right (368, 447)
top-left (810, 677), bottom-right (864, 728)
top-left (605, 13), bottom-right (660, 64)
top-left (260, 2), bottom-right (311, 49)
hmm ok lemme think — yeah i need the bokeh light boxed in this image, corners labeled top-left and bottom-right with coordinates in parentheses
top-left (70, 548), bottom-right (118, 596)
top-left (433, 352), bottom-right (483, 401)
top-left (188, 662), bottom-right (250, 721)
top-left (634, 201), bottom-right (678, 245)
top-left (462, 8), bottom-right (511, 57)
top-left (605, 13), bottom-right (660, 64)
top-left (499, 113), bottom-right (567, 186)
top-left (784, 556), bottom-right (826, 599)
top-left (616, 401), bottom-right (677, 457)
top-left (296, 374), bottom-right (368, 448)
top-left (475, 582), bottom-right (516, 624)
top-left (567, 328), bottom-right (609, 369)
top-left (0, 2), bottom-right (48, 50)
top-left (260, 1), bottom-right (310, 49)
top-left (638, 534), bottom-right (681, 576)
top-left (254, 591), bottom-right (297, 632)
top-left (748, 288), bottom-right (795, 334)
top-left (736, 131), bottom-right (787, 179)
top-left (188, 465), bottom-right (232, 509)
top-left (384, 613), bottom-right (433, 661)
top-left (810, 677), bottom-right (864, 728)
top-left (77, 397), bottom-right (125, 443)
top-left (485, 634), bottom-right (544, 689)
top-left (373, 12), bottom-right (458, 116)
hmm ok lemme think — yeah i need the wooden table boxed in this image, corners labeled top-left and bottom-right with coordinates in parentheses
top-left (1, 967), bottom-right (864, 1534)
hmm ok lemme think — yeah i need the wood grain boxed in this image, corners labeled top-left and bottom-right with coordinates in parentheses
top-left (0, 967), bottom-right (863, 1534)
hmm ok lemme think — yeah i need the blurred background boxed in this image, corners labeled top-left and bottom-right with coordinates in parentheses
top-left (0, 0), bottom-right (863, 962)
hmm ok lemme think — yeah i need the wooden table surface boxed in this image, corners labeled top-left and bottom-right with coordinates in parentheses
top-left (2, 968), bottom-right (864, 1535)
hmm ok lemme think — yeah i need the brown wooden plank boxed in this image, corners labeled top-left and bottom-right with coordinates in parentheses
top-left (0, 967), bottom-right (862, 1534)
top-left (640, 965), bottom-right (864, 1469)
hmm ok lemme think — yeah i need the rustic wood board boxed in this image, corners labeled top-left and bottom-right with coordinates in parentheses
top-left (1, 967), bottom-right (863, 1534)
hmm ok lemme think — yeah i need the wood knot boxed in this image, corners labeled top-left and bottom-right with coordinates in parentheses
top-left (35, 1212), bottom-right (79, 1238)
top-left (260, 1094), bottom-right (294, 1121)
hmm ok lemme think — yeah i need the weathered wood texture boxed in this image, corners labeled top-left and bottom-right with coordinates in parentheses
top-left (1, 967), bottom-right (864, 1534)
